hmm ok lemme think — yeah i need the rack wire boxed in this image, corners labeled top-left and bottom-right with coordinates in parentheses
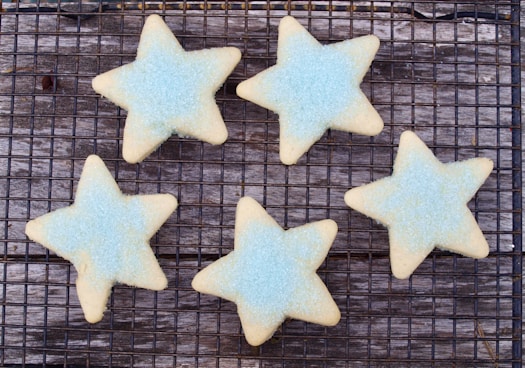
top-left (0, 1), bottom-right (522, 367)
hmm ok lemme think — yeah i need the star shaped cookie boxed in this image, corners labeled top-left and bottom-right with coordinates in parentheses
top-left (92, 14), bottom-right (241, 163)
top-left (192, 197), bottom-right (340, 346)
top-left (25, 155), bottom-right (177, 322)
top-left (236, 16), bottom-right (383, 165)
top-left (345, 131), bottom-right (493, 279)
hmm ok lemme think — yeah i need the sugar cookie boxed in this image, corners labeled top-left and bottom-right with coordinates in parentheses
top-left (25, 155), bottom-right (177, 322)
top-left (344, 131), bottom-right (493, 279)
top-left (192, 196), bottom-right (340, 346)
top-left (237, 16), bottom-right (383, 165)
top-left (92, 14), bottom-right (241, 163)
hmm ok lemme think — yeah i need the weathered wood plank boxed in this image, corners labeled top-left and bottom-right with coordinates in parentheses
top-left (0, 2), bottom-right (520, 366)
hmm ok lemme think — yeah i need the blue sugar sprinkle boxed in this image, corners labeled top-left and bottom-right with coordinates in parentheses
top-left (118, 46), bottom-right (211, 138)
top-left (370, 151), bottom-right (475, 251)
top-left (225, 221), bottom-right (324, 323)
top-left (262, 32), bottom-right (360, 140)
top-left (41, 174), bottom-right (157, 291)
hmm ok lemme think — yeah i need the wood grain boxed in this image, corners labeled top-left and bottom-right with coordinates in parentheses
top-left (0, 2), bottom-right (520, 367)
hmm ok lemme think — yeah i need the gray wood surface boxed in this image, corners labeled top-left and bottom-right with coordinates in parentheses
top-left (0, 1), bottom-right (521, 367)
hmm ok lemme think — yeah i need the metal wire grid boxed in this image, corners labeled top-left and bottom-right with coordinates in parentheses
top-left (0, 0), bottom-right (522, 366)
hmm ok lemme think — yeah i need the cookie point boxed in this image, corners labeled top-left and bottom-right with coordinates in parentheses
top-left (280, 15), bottom-right (296, 25)
top-left (279, 147), bottom-right (301, 165)
top-left (321, 219), bottom-right (339, 240)
top-left (24, 219), bottom-right (38, 240)
top-left (390, 257), bottom-right (416, 279)
top-left (122, 146), bottom-right (146, 165)
top-left (91, 75), bottom-right (101, 92)
top-left (191, 270), bottom-right (207, 293)
top-left (207, 125), bottom-right (229, 145)
top-left (244, 334), bottom-right (267, 347)
top-left (161, 193), bottom-right (179, 213)
top-left (392, 267), bottom-right (412, 280)
top-left (343, 189), bottom-right (359, 209)
top-left (235, 79), bottom-right (250, 99)
top-left (367, 34), bottom-right (381, 51)
top-left (154, 274), bottom-right (169, 290)
top-left (84, 311), bottom-right (104, 324)
top-left (280, 156), bottom-right (298, 166)
top-left (474, 244), bottom-right (490, 259)
top-left (367, 115), bottom-right (384, 136)
top-left (279, 15), bottom-right (305, 34)
top-left (145, 13), bottom-right (163, 24)
top-left (479, 157), bottom-right (494, 175)
top-left (228, 46), bottom-right (242, 62)
top-left (326, 307), bottom-right (341, 326)
top-left (399, 130), bottom-right (417, 140)
top-left (190, 275), bottom-right (200, 291)
top-left (85, 154), bottom-right (102, 165)
top-left (237, 196), bottom-right (258, 209)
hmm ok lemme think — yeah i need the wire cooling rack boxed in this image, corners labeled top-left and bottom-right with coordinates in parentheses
top-left (0, 1), bottom-right (522, 367)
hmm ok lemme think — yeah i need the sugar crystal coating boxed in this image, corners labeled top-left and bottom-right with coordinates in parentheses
top-left (345, 131), bottom-right (493, 279)
top-left (192, 196), bottom-right (340, 346)
top-left (25, 155), bottom-right (177, 322)
top-left (237, 16), bottom-right (383, 165)
top-left (92, 14), bottom-right (241, 163)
